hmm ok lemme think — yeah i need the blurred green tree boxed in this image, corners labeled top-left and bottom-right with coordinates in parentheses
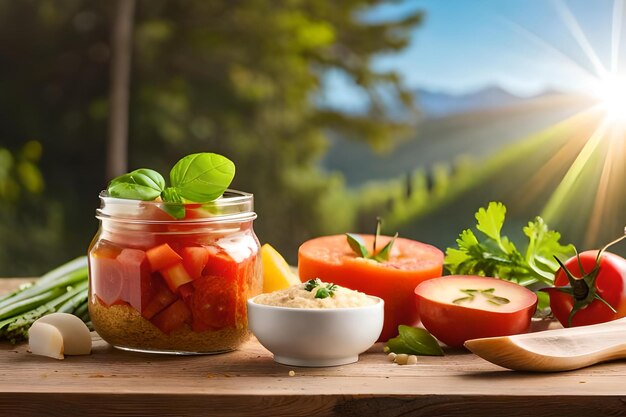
top-left (0, 0), bottom-right (421, 274)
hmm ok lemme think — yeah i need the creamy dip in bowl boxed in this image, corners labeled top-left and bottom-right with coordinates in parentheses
top-left (254, 279), bottom-right (377, 309)
top-left (248, 280), bottom-right (384, 367)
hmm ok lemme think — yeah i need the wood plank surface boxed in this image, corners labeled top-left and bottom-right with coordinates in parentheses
top-left (1, 278), bottom-right (626, 417)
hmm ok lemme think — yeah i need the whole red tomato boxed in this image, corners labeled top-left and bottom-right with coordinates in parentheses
top-left (545, 251), bottom-right (626, 327)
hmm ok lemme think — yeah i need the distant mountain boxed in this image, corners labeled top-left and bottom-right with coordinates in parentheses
top-left (414, 86), bottom-right (533, 118)
top-left (322, 93), bottom-right (593, 186)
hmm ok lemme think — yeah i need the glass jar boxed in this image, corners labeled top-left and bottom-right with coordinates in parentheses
top-left (88, 190), bottom-right (261, 354)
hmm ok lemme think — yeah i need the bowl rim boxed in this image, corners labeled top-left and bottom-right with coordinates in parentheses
top-left (247, 294), bottom-right (384, 313)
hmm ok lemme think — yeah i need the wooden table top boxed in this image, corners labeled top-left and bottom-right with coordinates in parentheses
top-left (1, 278), bottom-right (625, 417)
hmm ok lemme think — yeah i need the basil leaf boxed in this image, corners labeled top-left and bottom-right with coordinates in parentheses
top-left (170, 153), bottom-right (235, 202)
top-left (161, 187), bottom-right (185, 219)
top-left (398, 325), bottom-right (444, 356)
top-left (346, 233), bottom-right (369, 258)
top-left (373, 232), bottom-right (398, 262)
top-left (107, 168), bottom-right (165, 201)
top-left (386, 336), bottom-right (415, 355)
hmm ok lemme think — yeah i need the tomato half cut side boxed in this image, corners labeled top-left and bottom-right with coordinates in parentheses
top-left (415, 275), bottom-right (537, 348)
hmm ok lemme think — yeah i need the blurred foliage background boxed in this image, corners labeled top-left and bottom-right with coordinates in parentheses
top-left (2, 0), bottom-right (624, 276)
top-left (0, 0), bottom-right (422, 275)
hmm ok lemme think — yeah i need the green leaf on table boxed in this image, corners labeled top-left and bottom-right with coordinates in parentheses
top-left (398, 325), bottom-right (444, 356)
top-left (386, 325), bottom-right (444, 356)
top-left (107, 168), bottom-right (165, 201)
top-left (170, 153), bottom-right (235, 202)
top-left (386, 336), bottom-right (414, 355)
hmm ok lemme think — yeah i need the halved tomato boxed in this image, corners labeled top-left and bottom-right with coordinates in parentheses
top-left (415, 275), bottom-right (537, 347)
top-left (298, 234), bottom-right (444, 341)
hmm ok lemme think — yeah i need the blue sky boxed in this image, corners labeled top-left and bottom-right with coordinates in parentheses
top-left (323, 0), bottom-right (625, 107)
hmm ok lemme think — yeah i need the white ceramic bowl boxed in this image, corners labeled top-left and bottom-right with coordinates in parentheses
top-left (247, 296), bottom-right (384, 367)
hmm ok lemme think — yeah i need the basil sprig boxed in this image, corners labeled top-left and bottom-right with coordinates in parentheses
top-left (106, 153), bottom-right (235, 219)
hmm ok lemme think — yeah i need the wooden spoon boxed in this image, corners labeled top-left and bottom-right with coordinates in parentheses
top-left (464, 317), bottom-right (626, 372)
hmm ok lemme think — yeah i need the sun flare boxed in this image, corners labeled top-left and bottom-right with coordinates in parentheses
top-left (594, 76), bottom-right (626, 124)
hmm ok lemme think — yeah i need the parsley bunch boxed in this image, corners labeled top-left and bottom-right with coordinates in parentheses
top-left (445, 202), bottom-right (575, 289)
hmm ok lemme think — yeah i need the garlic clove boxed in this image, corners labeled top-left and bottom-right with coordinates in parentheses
top-left (28, 322), bottom-right (65, 360)
top-left (36, 313), bottom-right (91, 355)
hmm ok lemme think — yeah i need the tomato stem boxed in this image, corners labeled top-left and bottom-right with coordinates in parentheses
top-left (547, 229), bottom-right (625, 327)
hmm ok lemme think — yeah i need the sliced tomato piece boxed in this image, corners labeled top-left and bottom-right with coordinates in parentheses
top-left (180, 246), bottom-right (209, 280)
top-left (183, 203), bottom-right (203, 220)
top-left (178, 281), bottom-right (194, 302)
top-left (203, 246), bottom-right (239, 280)
top-left (190, 275), bottom-right (237, 331)
top-left (90, 245), bottom-right (124, 307)
top-left (141, 277), bottom-right (178, 320)
top-left (116, 248), bottom-right (154, 312)
top-left (150, 299), bottom-right (192, 334)
top-left (145, 243), bottom-right (182, 272)
top-left (160, 262), bottom-right (194, 293)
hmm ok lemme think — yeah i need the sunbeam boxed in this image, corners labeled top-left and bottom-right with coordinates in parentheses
top-left (553, 0), bottom-right (609, 79)
top-left (500, 18), bottom-right (600, 87)
top-left (610, 0), bottom-right (625, 75)
top-left (513, 106), bottom-right (602, 210)
top-left (541, 109), bottom-right (611, 223)
top-left (585, 132), bottom-right (618, 247)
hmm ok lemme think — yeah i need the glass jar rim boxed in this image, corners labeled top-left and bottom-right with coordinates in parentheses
top-left (96, 189), bottom-right (256, 224)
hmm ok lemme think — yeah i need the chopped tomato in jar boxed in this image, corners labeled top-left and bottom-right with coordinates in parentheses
top-left (88, 202), bottom-right (260, 353)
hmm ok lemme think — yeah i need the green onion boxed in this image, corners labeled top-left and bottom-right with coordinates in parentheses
top-left (0, 257), bottom-right (90, 343)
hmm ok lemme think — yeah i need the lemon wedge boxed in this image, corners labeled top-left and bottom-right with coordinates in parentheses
top-left (261, 243), bottom-right (300, 293)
